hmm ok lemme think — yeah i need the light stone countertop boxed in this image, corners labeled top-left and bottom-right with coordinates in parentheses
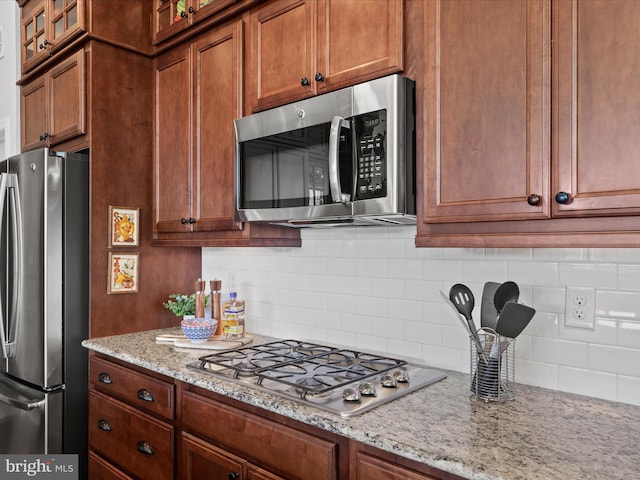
top-left (82, 328), bottom-right (640, 480)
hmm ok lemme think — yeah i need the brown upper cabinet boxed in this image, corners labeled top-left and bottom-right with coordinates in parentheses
top-left (418, 0), bottom-right (640, 247)
top-left (154, 21), bottom-right (243, 237)
top-left (20, 0), bottom-right (85, 74)
top-left (153, 19), bottom-right (300, 246)
top-left (248, 0), bottom-right (403, 112)
top-left (19, 0), bottom-right (152, 75)
top-left (153, 0), bottom-right (240, 45)
top-left (20, 49), bottom-right (85, 151)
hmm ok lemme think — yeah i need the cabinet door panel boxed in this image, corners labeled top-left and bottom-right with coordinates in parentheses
top-left (21, 75), bottom-right (48, 152)
top-left (182, 432), bottom-right (245, 480)
top-left (154, 45), bottom-right (193, 233)
top-left (554, 0), bottom-right (640, 215)
top-left (49, 49), bottom-right (86, 144)
top-left (193, 20), bottom-right (243, 232)
top-left (423, 0), bottom-right (549, 223)
top-left (250, 0), bottom-right (315, 110)
top-left (354, 451), bottom-right (440, 480)
top-left (317, 0), bottom-right (403, 92)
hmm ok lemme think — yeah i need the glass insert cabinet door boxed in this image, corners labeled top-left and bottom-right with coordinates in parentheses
top-left (155, 0), bottom-right (222, 39)
top-left (21, 0), bottom-right (83, 69)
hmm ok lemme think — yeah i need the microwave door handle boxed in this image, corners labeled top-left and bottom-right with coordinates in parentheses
top-left (328, 116), bottom-right (349, 204)
top-left (6, 174), bottom-right (22, 358)
top-left (0, 173), bottom-right (9, 359)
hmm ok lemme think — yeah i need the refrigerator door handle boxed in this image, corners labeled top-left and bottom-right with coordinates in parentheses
top-left (0, 173), bottom-right (9, 359)
top-left (0, 389), bottom-right (45, 411)
top-left (5, 173), bottom-right (23, 358)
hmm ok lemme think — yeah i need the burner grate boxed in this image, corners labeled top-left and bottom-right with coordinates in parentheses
top-left (255, 350), bottom-right (407, 397)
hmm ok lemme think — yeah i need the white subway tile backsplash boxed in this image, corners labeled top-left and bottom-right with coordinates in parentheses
top-left (371, 238), bottom-right (407, 258)
top-left (356, 258), bottom-right (388, 278)
top-left (587, 344), bottom-right (640, 376)
top-left (558, 262), bottom-right (618, 288)
top-left (618, 320), bottom-right (640, 348)
top-left (423, 260), bottom-right (463, 281)
top-left (202, 228), bottom-right (640, 407)
top-left (618, 375), bottom-right (640, 406)
top-left (508, 261), bottom-right (559, 286)
top-left (462, 261), bottom-right (507, 283)
top-left (618, 264), bottom-right (640, 291)
top-left (422, 344), bottom-right (465, 371)
top-left (560, 317), bottom-right (617, 345)
top-left (388, 259), bottom-right (423, 279)
top-left (532, 337), bottom-right (588, 368)
top-left (515, 359), bottom-right (558, 389)
top-left (558, 366), bottom-right (618, 401)
top-left (597, 289), bottom-right (640, 319)
top-left (356, 295), bottom-right (388, 318)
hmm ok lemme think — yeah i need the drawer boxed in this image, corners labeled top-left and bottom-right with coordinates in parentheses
top-left (88, 452), bottom-right (134, 480)
top-left (90, 356), bottom-right (175, 420)
top-left (89, 391), bottom-right (174, 480)
top-left (182, 391), bottom-right (337, 480)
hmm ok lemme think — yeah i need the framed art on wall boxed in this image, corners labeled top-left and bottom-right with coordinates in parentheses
top-left (108, 252), bottom-right (139, 294)
top-left (109, 206), bottom-right (139, 247)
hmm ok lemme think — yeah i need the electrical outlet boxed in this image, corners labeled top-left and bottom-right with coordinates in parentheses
top-left (564, 286), bottom-right (596, 329)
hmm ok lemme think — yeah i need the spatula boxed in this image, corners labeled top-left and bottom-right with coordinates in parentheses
top-left (449, 284), bottom-right (488, 364)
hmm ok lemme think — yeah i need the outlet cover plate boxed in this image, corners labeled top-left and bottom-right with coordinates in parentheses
top-left (565, 286), bottom-right (596, 329)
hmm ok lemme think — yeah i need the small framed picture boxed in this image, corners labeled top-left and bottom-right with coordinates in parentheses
top-left (107, 252), bottom-right (139, 294)
top-left (109, 206), bottom-right (140, 247)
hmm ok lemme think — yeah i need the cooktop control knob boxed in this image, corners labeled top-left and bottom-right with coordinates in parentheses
top-left (381, 374), bottom-right (398, 388)
top-left (394, 370), bottom-right (410, 383)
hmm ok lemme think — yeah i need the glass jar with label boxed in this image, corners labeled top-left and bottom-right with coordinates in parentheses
top-left (221, 292), bottom-right (245, 339)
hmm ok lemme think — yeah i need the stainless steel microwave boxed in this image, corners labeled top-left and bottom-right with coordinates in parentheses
top-left (234, 74), bottom-right (415, 228)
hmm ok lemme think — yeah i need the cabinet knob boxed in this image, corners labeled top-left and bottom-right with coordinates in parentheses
top-left (188, 6), bottom-right (195, 13)
top-left (315, 72), bottom-right (325, 82)
top-left (526, 194), bottom-right (541, 206)
top-left (189, 217), bottom-right (196, 224)
top-left (228, 473), bottom-right (240, 480)
top-left (555, 191), bottom-right (572, 204)
top-left (137, 441), bottom-right (154, 455)
top-left (39, 133), bottom-right (49, 142)
top-left (137, 388), bottom-right (154, 402)
top-left (180, 11), bottom-right (188, 18)
top-left (98, 372), bottom-right (112, 384)
top-left (38, 39), bottom-right (49, 50)
top-left (300, 77), bottom-right (310, 87)
top-left (97, 419), bottom-right (112, 431)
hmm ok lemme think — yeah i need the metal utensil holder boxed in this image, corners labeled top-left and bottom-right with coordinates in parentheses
top-left (470, 329), bottom-right (515, 402)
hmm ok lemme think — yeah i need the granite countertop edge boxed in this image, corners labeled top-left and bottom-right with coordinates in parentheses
top-left (82, 328), bottom-right (640, 480)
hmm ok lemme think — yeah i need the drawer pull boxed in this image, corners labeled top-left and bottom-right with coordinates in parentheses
top-left (137, 441), bottom-right (154, 455)
top-left (97, 419), bottom-right (112, 431)
top-left (98, 372), bottom-right (113, 384)
top-left (228, 473), bottom-right (240, 480)
top-left (137, 388), bottom-right (154, 402)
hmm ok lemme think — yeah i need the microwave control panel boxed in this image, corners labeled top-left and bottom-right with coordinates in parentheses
top-left (355, 110), bottom-right (386, 199)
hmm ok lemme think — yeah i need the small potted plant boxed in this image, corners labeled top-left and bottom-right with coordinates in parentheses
top-left (163, 294), bottom-right (197, 320)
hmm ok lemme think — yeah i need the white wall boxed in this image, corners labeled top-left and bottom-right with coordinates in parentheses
top-left (203, 227), bottom-right (640, 406)
top-left (0, 1), bottom-right (20, 158)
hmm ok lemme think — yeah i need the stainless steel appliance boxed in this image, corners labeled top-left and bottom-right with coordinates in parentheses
top-left (234, 74), bottom-right (415, 228)
top-left (188, 340), bottom-right (446, 417)
top-left (0, 149), bottom-right (88, 464)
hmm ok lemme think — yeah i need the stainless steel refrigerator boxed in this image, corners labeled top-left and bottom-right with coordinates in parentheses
top-left (0, 149), bottom-right (88, 468)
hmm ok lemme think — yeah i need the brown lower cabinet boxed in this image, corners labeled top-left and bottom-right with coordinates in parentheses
top-left (88, 353), bottom-right (462, 480)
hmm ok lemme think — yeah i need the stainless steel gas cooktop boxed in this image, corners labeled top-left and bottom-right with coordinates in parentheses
top-left (187, 340), bottom-right (446, 417)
